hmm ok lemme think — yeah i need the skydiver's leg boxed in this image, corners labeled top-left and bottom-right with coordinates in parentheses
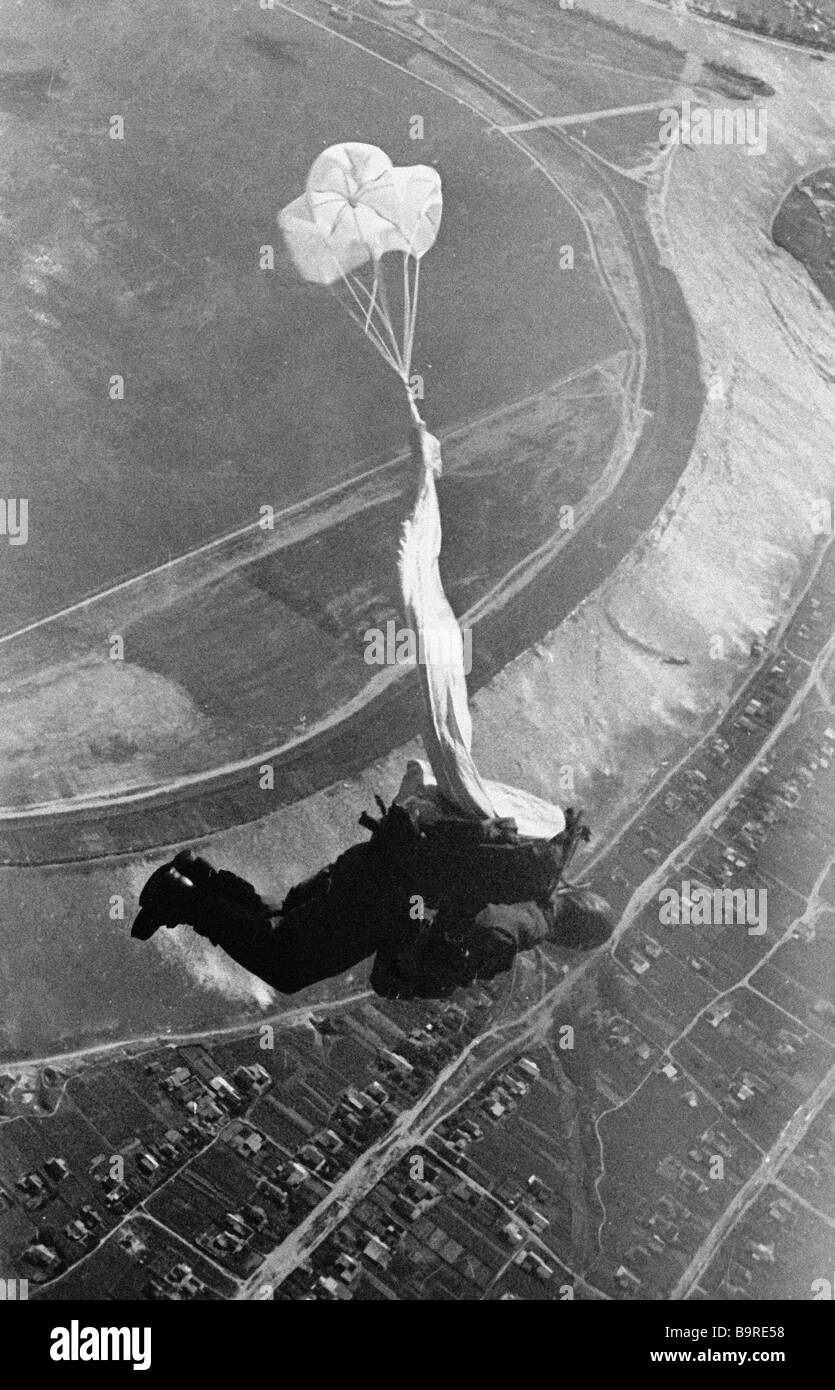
top-left (132, 846), bottom-right (414, 994)
top-left (196, 846), bottom-right (413, 993)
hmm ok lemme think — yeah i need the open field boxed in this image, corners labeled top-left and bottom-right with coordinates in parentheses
top-left (0, 0), bottom-right (619, 633)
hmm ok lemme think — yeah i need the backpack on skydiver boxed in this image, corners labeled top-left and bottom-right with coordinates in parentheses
top-left (358, 796), bottom-right (592, 912)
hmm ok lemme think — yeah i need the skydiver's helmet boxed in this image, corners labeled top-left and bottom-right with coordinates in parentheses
top-left (547, 887), bottom-right (616, 950)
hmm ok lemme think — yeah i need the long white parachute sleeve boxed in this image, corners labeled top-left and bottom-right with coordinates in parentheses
top-left (396, 422), bottom-right (565, 841)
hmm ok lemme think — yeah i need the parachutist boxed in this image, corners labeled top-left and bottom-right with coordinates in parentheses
top-left (130, 411), bottom-right (617, 999)
top-left (130, 410), bottom-right (617, 998)
top-left (131, 804), bottom-right (614, 1000)
top-left (129, 143), bottom-right (618, 1002)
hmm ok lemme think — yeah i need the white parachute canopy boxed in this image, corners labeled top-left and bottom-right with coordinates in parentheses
top-left (278, 142), bottom-right (442, 395)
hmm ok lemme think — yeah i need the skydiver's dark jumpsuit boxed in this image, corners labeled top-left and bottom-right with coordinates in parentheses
top-left (173, 811), bottom-right (561, 1000)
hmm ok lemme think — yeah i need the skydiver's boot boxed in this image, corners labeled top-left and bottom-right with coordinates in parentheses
top-left (132, 849), bottom-right (282, 975)
top-left (131, 841), bottom-right (400, 995)
top-left (130, 851), bottom-right (218, 940)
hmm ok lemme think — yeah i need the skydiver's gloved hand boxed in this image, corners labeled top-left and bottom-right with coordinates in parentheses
top-left (536, 808), bottom-right (615, 949)
top-left (541, 805), bottom-right (591, 880)
top-left (358, 795), bottom-right (421, 848)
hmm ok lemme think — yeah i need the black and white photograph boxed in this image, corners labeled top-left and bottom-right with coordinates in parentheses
top-left (0, 0), bottom-right (834, 1359)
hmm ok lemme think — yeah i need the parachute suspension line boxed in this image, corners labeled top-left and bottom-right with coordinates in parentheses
top-left (319, 241), bottom-right (400, 373)
top-left (344, 264), bottom-right (406, 379)
top-left (405, 255), bottom-right (420, 381)
top-left (363, 265), bottom-right (380, 337)
top-left (407, 387), bottom-right (423, 426)
top-left (374, 264), bottom-right (407, 380)
top-left (399, 253), bottom-right (424, 420)
top-left (402, 252), bottom-right (411, 380)
top-left (335, 267), bottom-right (401, 375)
top-left (336, 291), bottom-right (400, 374)
top-left (333, 258), bottom-right (423, 418)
